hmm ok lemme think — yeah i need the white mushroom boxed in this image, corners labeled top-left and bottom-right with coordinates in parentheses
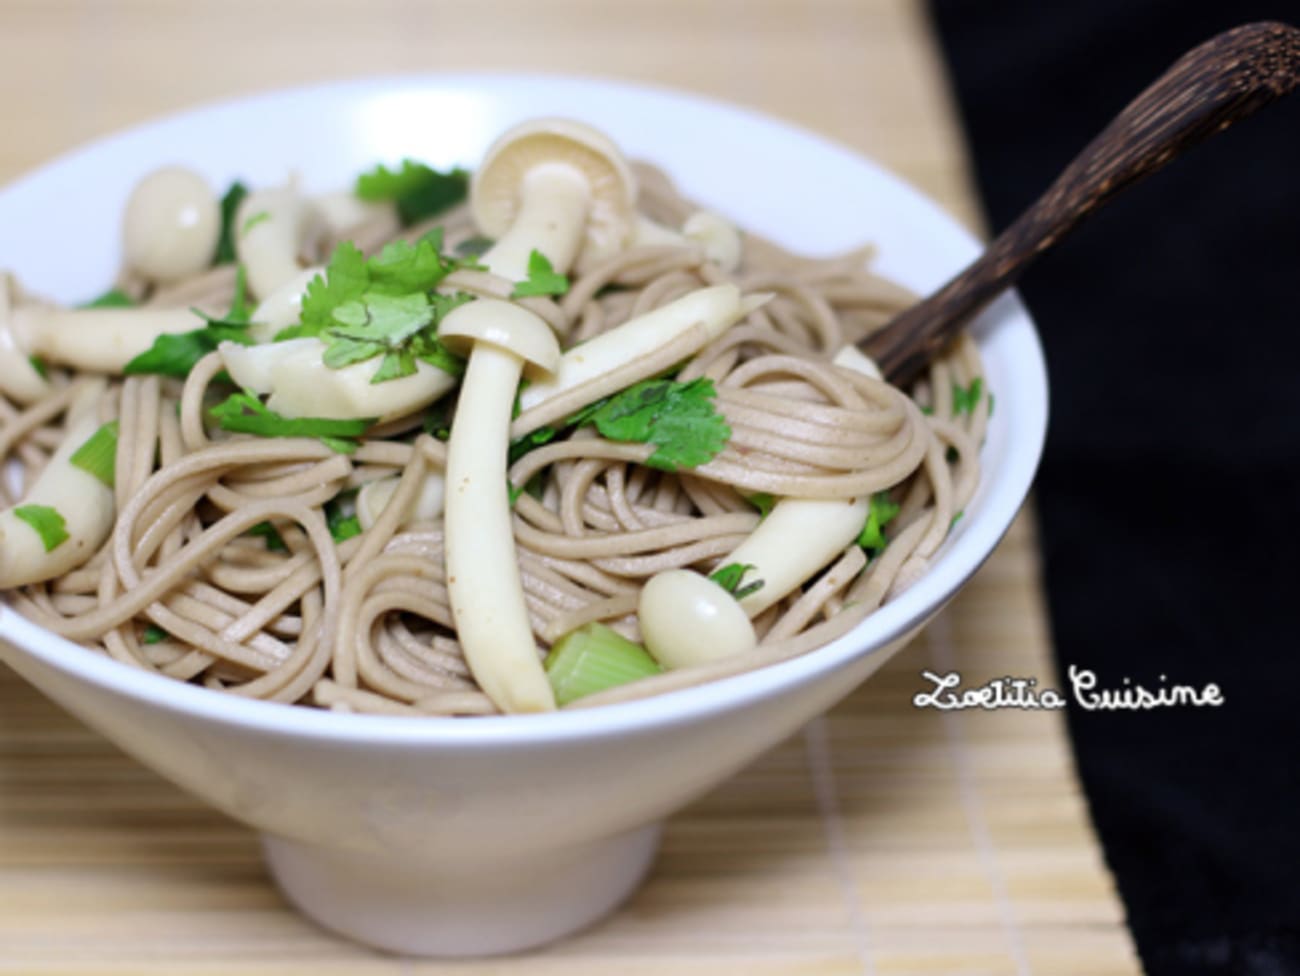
top-left (831, 343), bottom-right (884, 381)
top-left (218, 337), bottom-right (457, 422)
top-left (5, 301), bottom-right (202, 375)
top-left (638, 569), bottom-right (757, 670)
top-left (235, 181), bottom-right (324, 300)
top-left (311, 190), bottom-right (398, 239)
top-left (471, 118), bottom-right (637, 281)
top-left (516, 283), bottom-right (769, 414)
top-left (627, 211), bottom-right (743, 272)
top-left (247, 265), bottom-right (323, 343)
top-left (0, 273), bottom-right (52, 404)
top-left (633, 344), bottom-right (885, 666)
top-left (356, 472), bottom-right (445, 532)
top-left (0, 382), bottom-right (115, 587)
top-left (438, 298), bottom-right (562, 713)
top-left (122, 166), bottom-right (221, 285)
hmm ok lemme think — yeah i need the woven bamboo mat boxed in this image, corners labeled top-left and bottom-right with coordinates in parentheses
top-left (0, 1), bottom-right (1142, 972)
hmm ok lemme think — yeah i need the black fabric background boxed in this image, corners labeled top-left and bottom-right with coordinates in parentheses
top-left (928, 3), bottom-right (1300, 974)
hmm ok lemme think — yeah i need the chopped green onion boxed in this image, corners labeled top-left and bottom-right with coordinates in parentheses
top-left (13, 504), bottom-right (69, 552)
top-left (544, 622), bottom-right (662, 705)
top-left (69, 421), bottom-right (119, 488)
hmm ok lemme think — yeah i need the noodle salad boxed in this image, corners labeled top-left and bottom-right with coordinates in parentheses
top-left (0, 118), bottom-right (991, 716)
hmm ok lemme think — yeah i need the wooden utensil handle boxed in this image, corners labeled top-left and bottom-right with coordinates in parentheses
top-left (863, 20), bottom-right (1300, 385)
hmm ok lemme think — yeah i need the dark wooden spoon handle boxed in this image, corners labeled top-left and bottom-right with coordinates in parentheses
top-left (862, 20), bottom-right (1300, 386)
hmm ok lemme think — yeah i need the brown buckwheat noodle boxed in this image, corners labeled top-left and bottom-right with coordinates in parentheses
top-left (1, 160), bottom-right (987, 717)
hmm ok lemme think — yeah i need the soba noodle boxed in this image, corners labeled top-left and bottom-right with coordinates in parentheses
top-left (0, 142), bottom-right (989, 717)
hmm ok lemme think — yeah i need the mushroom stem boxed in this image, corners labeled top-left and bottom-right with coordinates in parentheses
top-left (10, 306), bottom-right (202, 374)
top-left (517, 284), bottom-right (769, 414)
top-left (480, 163), bottom-right (592, 281)
top-left (0, 381), bottom-right (115, 587)
top-left (440, 299), bottom-right (561, 714)
top-left (235, 183), bottom-right (323, 300)
top-left (707, 343), bottom-right (884, 617)
top-left (725, 496), bottom-right (870, 617)
top-left (0, 273), bottom-right (51, 404)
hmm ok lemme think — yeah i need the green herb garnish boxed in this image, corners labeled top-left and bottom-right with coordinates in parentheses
top-left (123, 265), bottom-right (255, 377)
top-left (355, 160), bottom-right (469, 226)
top-left (567, 377), bottom-right (730, 472)
top-left (241, 210), bottom-right (270, 235)
top-left (545, 622), bottom-right (662, 705)
top-left (276, 236), bottom-right (470, 382)
top-left (952, 377), bottom-right (984, 416)
top-left (709, 562), bottom-right (764, 601)
top-left (28, 355), bottom-right (48, 379)
top-left (747, 492), bottom-right (776, 519)
top-left (247, 521), bottom-right (287, 551)
top-left (511, 249), bottom-right (569, 299)
top-left (215, 181), bottom-right (249, 264)
top-left (14, 504), bottom-right (68, 552)
top-left (209, 391), bottom-right (373, 454)
top-left (141, 624), bottom-right (169, 645)
top-left (78, 288), bottom-right (134, 309)
top-left (325, 491), bottom-right (362, 543)
top-left (69, 421), bottom-right (119, 488)
top-left (857, 490), bottom-right (901, 553)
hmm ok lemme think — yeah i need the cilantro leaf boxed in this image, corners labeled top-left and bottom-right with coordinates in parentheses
top-left (511, 249), bottom-right (570, 298)
top-left (709, 562), bottom-right (764, 601)
top-left (508, 425), bottom-right (559, 465)
top-left (952, 377), bottom-right (984, 416)
top-left (28, 355), bottom-right (48, 379)
top-left (215, 181), bottom-right (249, 264)
top-left (280, 241), bottom-right (370, 340)
top-left (79, 288), bottom-right (134, 309)
top-left (278, 238), bottom-right (470, 382)
top-left (747, 492), bottom-right (776, 519)
top-left (14, 504), bottom-right (68, 552)
top-left (569, 377), bottom-right (730, 471)
top-left (124, 266), bottom-right (255, 377)
top-left (857, 490), bottom-right (901, 553)
top-left (355, 160), bottom-right (469, 226)
top-left (209, 391), bottom-right (373, 454)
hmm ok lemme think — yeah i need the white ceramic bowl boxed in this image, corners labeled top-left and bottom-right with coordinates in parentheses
top-left (0, 75), bottom-right (1047, 956)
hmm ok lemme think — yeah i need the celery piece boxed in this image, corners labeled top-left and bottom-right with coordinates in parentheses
top-left (544, 622), bottom-right (661, 706)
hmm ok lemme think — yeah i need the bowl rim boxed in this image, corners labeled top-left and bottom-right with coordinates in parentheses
top-left (0, 71), bottom-right (1049, 746)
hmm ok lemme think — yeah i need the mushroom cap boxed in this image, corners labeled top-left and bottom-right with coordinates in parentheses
top-left (471, 118), bottom-right (637, 268)
top-left (638, 569), bottom-right (758, 670)
top-left (439, 298), bottom-right (561, 373)
top-left (122, 166), bottom-right (220, 285)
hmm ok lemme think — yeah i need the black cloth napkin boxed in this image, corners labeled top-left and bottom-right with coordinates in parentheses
top-left (928, 2), bottom-right (1300, 973)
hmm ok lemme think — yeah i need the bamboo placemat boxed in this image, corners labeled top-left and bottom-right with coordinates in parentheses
top-left (0, 1), bottom-right (1142, 972)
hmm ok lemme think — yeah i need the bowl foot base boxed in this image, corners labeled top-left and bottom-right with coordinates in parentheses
top-left (261, 822), bottom-right (662, 956)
